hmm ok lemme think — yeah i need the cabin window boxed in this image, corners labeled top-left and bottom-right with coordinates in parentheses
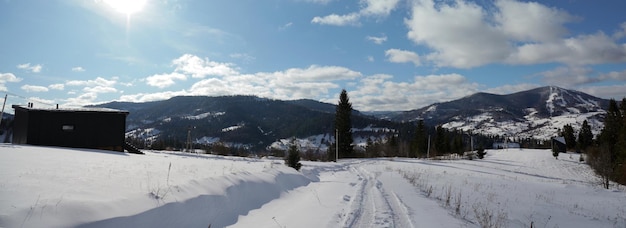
top-left (62, 125), bottom-right (74, 132)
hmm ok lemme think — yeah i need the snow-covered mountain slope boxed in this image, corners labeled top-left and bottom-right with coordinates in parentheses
top-left (95, 96), bottom-right (395, 150)
top-left (387, 86), bottom-right (608, 139)
top-left (2, 144), bottom-right (625, 227)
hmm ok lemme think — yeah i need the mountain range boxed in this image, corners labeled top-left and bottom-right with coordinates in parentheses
top-left (380, 86), bottom-right (608, 139)
top-left (93, 86), bottom-right (610, 150)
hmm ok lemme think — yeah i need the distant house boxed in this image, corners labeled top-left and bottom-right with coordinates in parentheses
top-left (492, 142), bottom-right (521, 149)
top-left (552, 137), bottom-right (566, 153)
top-left (12, 104), bottom-right (131, 152)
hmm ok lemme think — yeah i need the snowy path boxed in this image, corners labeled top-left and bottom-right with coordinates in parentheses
top-left (231, 160), bottom-right (466, 228)
top-left (342, 165), bottom-right (414, 228)
top-left (3, 146), bottom-right (626, 228)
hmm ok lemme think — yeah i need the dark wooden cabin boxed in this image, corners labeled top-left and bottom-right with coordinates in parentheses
top-left (12, 104), bottom-right (129, 152)
top-left (552, 136), bottom-right (567, 153)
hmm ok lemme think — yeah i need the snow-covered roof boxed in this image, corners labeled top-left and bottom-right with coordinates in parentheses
top-left (12, 105), bottom-right (128, 114)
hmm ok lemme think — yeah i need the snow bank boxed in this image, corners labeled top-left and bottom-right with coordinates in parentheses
top-left (0, 144), bottom-right (310, 228)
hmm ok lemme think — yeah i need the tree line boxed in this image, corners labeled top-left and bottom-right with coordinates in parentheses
top-left (585, 98), bottom-right (626, 188)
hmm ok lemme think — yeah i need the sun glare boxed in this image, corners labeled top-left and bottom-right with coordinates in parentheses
top-left (104, 0), bottom-right (147, 15)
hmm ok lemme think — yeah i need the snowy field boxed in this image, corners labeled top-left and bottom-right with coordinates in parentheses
top-left (1, 144), bottom-right (625, 228)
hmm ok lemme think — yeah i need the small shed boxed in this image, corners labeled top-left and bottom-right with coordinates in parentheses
top-left (12, 104), bottom-right (129, 152)
top-left (552, 136), bottom-right (566, 153)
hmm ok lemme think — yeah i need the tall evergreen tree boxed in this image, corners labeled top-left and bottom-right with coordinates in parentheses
top-left (591, 99), bottom-right (624, 188)
top-left (334, 89), bottom-right (354, 159)
top-left (577, 120), bottom-right (593, 152)
top-left (453, 131), bottom-right (463, 155)
top-left (618, 98), bottom-right (626, 163)
top-left (434, 125), bottom-right (447, 155)
top-left (560, 124), bottom-right (576, 151)
top-left (598, 99), bottom-right (622, 163)
top-left (411, 119), bottom-right (427, 158)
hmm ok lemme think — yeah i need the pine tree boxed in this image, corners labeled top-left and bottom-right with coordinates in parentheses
top-left (598, 99), bottom-right (622, 163)
top-left (590, 99), bottom-right (623, 188)
top-left (434, 125), bottom-right (447, 156)
top-left (285, 138), bottom-right (302, 171)
top-left (476, 145), bottom-right (486, 159)
top-left (411, 119), bottom-right (427, 158)
top-left (560, 124), bottom-right (576, 151)
top-left (618, 98), bottom-right (626, 163)
top-left (334, 89), bottom-right (354, 159)
top-left (577, 120), bottom-right (593, 152)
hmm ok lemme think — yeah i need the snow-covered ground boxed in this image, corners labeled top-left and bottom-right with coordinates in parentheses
top-left (1, 144), bottom-right (625, 227)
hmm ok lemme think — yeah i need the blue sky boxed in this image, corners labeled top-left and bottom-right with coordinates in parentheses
top-left (1, 0), bottom-right (625, 112)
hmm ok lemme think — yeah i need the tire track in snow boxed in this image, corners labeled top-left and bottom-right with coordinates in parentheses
top-left (342, 165), bottom-right (414, 228)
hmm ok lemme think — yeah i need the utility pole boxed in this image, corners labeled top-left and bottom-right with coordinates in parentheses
top-left (0, 94), bottom-right (6, 128)
top-left (466, 131), bottom-right (473, 152)
top-left (427, 135), bottom-right (430, 159)
top-left (186, 126), bottom-right (194, 153)
top-left (335, 129), bottom-right (339, 162)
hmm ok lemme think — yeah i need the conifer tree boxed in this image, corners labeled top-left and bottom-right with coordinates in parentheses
top-left (618, 98), bottom-right (626, 163)
top-left (285, 138), bottom-right (302, 171)
top-left (411, 119), bottom-right (427, 158)
top-left (560, 124), bottom-right (576, 151)
top-left (577, 120), bottom-right (593, 152)
top-left (591, 99), bottom-right (623, 188)
top-left (434, 125), bottom-right (447, 155)
top-left (598, 99), bottom-right (622, 163)
top-left (476, 145), bottom-right (486, 159)
top-left (334, 89), bottom-right (354, 159)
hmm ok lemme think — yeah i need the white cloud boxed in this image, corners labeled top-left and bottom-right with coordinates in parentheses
top-left (484, 83), bottom-right (540, 95)
top-left (28, 97), bottom-right (55, 107)
top-left (599, 69), bottom-right (626, 81)
top-left (405, 0), bottom-right (510, 68)
top-left (63, 77), bottom-right (118, 104)
top-left (539, 66), bottom-right (597, 86)
top-left (538, 67), bottom-right (626, 87)
top-left (84, 86), bottom-right (118, 94)
top-left (119, 90), bottom-right (190, 103)
top-left (312, 0), bottom-right (400, 26)
top-left (404, 0), bottom-right (626, 68)
top-left (264, 65), bottom-right (362, 82)
top-left (229, 53), bottom-right (256, 63)
top-left (495, 0), bottom-right (577, 42)
top-left (21, 85), bottom-right (49, 92)
top-left (17, 63), bottom-right (43, 73)
top-left (367, 56), bottom-right (375, 62)
top-left (366, 34), bottom-right (387, 44)
top-left (173, 54), bottom-right (239, 78)
top-left (186, 65), bottom-right (361, 100)
top-left (49, 84), bottom-right (65, 90)
top-left (361, 0), bottom-right (401, 17)
top-left (0, 73), bottom-right (22, 83)
top-left (613, 22), bottom-right (626, 39)
top-left (71, 67), bottom-right (86, 72)
top-left (130, 55), bottom-right (364, 103)
top-left (350, 73), bottom-right (480, 111)
top-left (312, 13), bottom-right (361, 26)
top-left (66, 77), bottom-right (117, 87)
top-left (507, 32), bottom-right (626, 65)
top-left (385, 49), bottom-right (421, 66)
top-left (146, 72), bottom-right (187, 88)
top-left (579, 84), bottom-right (626, 100)
top-left (279, 22), bottom-right (293, 30)
top-left (64, 92), bottom-right (98, 107)
top-left (301, 0), bottom-right (334, 4)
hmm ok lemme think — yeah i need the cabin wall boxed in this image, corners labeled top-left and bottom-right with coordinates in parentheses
top-left (13, 109), bottom-right (127, 152)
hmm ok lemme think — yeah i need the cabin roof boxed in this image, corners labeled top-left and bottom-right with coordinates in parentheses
top-left (12, 105), bottom-right (128, 114)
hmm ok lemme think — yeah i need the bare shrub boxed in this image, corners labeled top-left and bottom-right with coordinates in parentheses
top-left (472, 203), bottom-right (508, 228)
